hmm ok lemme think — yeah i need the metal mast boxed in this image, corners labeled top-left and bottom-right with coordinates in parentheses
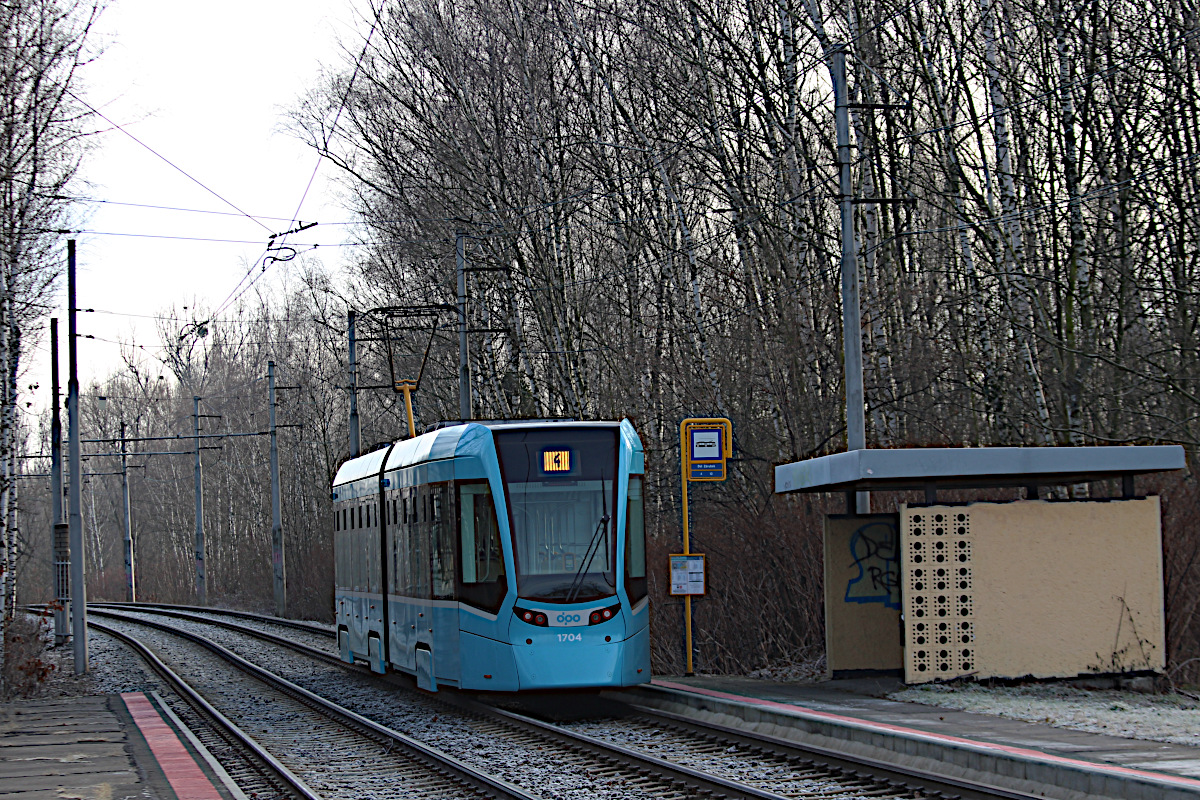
top-left (66, 241), bottom-right (86, 674)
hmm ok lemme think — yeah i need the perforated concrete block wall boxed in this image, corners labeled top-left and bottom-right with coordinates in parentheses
top-left (901, 508), bottom-right (975, 681)
top-left (900, 498), bottom-right (1164, 684)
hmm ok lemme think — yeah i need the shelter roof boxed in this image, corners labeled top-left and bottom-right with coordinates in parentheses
top-left (774, 445), bottom-right (1186, 494)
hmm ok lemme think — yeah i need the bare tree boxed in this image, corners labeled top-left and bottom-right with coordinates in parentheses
top-left (0, 0), bottom-right (100, 696)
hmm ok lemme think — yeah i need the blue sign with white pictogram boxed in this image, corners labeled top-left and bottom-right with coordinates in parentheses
top-left (687, 425), bottom-right (728, 480)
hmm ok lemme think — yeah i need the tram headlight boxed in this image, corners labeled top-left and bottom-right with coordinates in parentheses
top-left (588, 602), bottom-right (621, 625)
top-left (513, 606), bottom-right (549, 627)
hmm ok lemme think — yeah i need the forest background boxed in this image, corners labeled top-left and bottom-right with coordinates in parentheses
top-left (5, 0), bottom-right (1200, 691)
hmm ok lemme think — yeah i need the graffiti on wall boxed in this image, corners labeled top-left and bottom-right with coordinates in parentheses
top-left (845, 520), bottom-right (900, 610)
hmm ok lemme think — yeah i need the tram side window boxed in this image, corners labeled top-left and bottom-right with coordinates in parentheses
top-left (457, 481), bottom-right (507, 611)
top-left (406, 487), bottom-right (431, 599)
top-left (360, 532), bottom-right (367, 591)
top-left (393, 496), bottom-right (411, 595)
top-left (342, 529), bottom-right (351, 590)
top-left (390, 522), bottom-right (401, 594)
top-left (351, 528), bottom-right (359, 591)
top-left (334, 529), bottom-right (344, 589)
top-left (362, 528), bottom-right (370, 592)
top-left (625, 477), bottom-right (648, 603)
top-left (401, 489), bottom-right (414, 594)
top-left (368, 519), bottom-right (380, 594)
top-left (339, 529), bottom-right (348, 590)
top-left (357, 520), bottom-right (366, 592)
top-left (431, 483), bottom-right (456, 599)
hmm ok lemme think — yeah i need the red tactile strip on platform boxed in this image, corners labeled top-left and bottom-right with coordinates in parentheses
top-left (653, 679), bottom-right (1200, 790)
top-left (120, 692), bottom-right (225, 800)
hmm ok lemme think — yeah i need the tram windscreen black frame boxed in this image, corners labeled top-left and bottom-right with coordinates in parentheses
top-left (495, 428), bottom-right (619, 603)
top-left (457, 481), bottom-right (507, 611)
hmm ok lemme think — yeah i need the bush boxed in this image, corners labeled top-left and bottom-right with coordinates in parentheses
top-left (3, 611), bottom-right (57, 700)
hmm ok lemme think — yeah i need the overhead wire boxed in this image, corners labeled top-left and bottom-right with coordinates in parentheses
top-left (214, 0), bottom-right (387, 320)
top-left (55, 196), bottom-right (310, 223)
top-left (62, 0), bottom-right (1198, 415)
top-left (67, 91), bottom-right (274, 235)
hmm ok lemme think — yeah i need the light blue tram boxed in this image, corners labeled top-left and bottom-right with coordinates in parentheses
top-left (331, 420), bottom-right (650, 691)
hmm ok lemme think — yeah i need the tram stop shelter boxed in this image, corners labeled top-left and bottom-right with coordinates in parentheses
top-left (774, 446), bottom-right (1187, 684)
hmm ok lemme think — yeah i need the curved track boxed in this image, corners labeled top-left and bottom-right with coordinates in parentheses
top-left (89, 612), bottom-right (544, 800)
top-left (91, 620), bottom-right (318, 800)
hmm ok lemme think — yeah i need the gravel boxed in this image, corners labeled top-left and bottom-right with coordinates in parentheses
top-left (91, 611), bottom-right (667, 800)
top-left (23, 611), bottom-right (1200, 768)
top-left (889, 682), bottom-right (1200, 747)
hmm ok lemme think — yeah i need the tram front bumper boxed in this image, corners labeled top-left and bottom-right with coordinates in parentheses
top-left (513, 626), bottom-right (649, 689)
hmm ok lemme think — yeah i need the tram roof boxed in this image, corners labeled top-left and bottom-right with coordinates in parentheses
top-left (333, 419), bottom-right (628, 486)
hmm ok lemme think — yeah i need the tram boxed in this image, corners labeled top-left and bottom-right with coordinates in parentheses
top-left (331, 419), bottom-right (650, 691)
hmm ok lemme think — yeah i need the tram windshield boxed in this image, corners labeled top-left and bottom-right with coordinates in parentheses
top-left (495, 428), bottom-right (618, 603)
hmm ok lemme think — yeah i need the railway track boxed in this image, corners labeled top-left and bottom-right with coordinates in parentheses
top-left (90, 613), bottom-right (543, 800)
top-left (91, 620), bottom-right (316, 800)
top-left (89, 603), bottom-right (1048, 800)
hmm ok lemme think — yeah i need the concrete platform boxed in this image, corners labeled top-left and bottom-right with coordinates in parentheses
top-left (627, 676), bottom-right (1200, 800)
top-left (0, 693), bottom-right (241, 800)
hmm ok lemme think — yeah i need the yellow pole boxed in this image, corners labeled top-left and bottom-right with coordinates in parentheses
top-left (400, 382), bottom-right (416, 439)
top-left (680, 421), bottom-right (694, 676)
top-left (677, 416), bottom-right (729, 679)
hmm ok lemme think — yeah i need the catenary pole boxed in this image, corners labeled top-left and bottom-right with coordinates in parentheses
top-left (120, 421), bottom-right (134, 602)
top-left (348, 310), bottom-right (359, 457)
top-left (49, 318), bottom-right (67, 644)
top-left (833, 49), bottom-right (870, 515)
top-left (268, 361), bottom-right (286, 616)
top-left (457, 231), bottom-right (470, 420)
top-left (193, 396), bottom-right (206, 604)
top-left (66, 240), bottom-right (86, 674)
top-left (49, 320), bottom-right (61, 526)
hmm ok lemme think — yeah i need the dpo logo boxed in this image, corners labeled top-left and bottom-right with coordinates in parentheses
top-left (549, 611), bottom-right (588, 627)
top-left (556, 613), bottom-right (581, 624)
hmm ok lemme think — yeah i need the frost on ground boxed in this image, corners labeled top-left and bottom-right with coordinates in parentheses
top-left (889, 682), bottom-right (1200, 747)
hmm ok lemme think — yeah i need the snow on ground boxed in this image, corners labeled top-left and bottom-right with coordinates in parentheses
top-left (889, 682), bottom-right (1200, 747)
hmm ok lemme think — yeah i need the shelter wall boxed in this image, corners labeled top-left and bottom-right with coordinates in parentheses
top-left (824, 514), bottom-right (903, 675)
top-left (899, 499), bottom-right (1164, 683)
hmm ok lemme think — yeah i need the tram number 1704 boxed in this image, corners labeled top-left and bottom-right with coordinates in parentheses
top-left (557, 632), bottom-right (583, 642)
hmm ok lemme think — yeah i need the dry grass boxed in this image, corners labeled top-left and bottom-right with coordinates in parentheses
top-left (3, 610), bottom-right (58, 700)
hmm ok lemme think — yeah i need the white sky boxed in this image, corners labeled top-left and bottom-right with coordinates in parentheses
top-left (28, 0), bottom-right (363, 411)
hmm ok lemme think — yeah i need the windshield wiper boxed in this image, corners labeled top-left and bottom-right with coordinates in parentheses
top-left (566, 513), bottom-right (609, 603)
